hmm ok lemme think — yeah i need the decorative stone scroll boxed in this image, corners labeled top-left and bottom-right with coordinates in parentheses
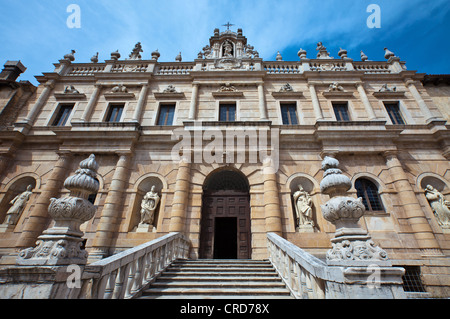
top-left (319, 156), bottom-right (389, 265)
top-left (17, 154), bottom-right (99, 266)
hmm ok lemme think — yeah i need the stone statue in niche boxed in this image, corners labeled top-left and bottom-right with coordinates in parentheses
top-left (293, 185), bottom-right (314, 229)
top-left (139, 186), bottom-right (160, 226)
top-left (222, 40), bottom-right (234, 58)
top-left (3, 185), bottom-right (33, 225)
top-left (424, 185), bottom-right (450, 229)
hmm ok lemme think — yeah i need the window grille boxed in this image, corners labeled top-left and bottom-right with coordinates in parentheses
top-left (355, 178), bottom-right (384, 212)
top-left (401, 266), bottom-right (426, 292)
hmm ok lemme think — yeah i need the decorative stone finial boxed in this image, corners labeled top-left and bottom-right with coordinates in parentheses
top-left (63, 50), bottom-right (76, 62)
top-left (17, 154), bottom-right (100, 266)
top-left (129, 42), bottom-right (143, 60)
top-left (360, 50), bottom-right (368, 61)
top-left (319, 155), bottom-right (389, 265)
top-left (151, 49), bottom-right (160, 61)
top-left (91, 52), bottom-right (99, 63)
top-left (338, 48), bottom-right (348, 59)
top-left (111, 50), bottom-right (121, 61)
top-left (297, 48), bottom-right (307, 59)
top-left (384, 47), bottom-right (395, 60)
top-left (316, 42), bottom-right (333, 59)
top-left (175, 52), bottom-right (182, 62)
top-left (276, 51), bottom-right (282, 61)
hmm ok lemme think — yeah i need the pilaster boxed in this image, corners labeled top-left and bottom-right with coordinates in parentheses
top-left (16, 151), bottom-right (73, 249)
top-left (382, 151), bottom-right (442, 254)
top-left (263, 159), bottom-right (282, 236)
top-left (169, 158), bottom-right (191, 233)
top-left (91, 153), bottom-right (132, 259)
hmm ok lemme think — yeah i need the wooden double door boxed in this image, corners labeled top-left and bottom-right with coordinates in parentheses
top-left (199, 190), bottom-right (251, 259)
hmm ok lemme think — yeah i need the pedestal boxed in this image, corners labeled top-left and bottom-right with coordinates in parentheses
top-left (297, 224), bottom-right (314, 233)
top-left (135, 223), bottom-right (154, 233)
top-left (0, 224), bottom-right (15, 233)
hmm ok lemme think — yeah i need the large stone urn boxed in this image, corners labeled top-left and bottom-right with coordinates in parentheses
top-left (319, 156), bottom-right (389, 265)
top-left (17, 154), bottom-right (99, 266)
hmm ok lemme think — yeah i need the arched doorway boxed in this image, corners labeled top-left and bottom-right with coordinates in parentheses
top-left (199, 169), bottom-right (251, 259)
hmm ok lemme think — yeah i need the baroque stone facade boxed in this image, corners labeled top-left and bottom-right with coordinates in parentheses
top-left (0, 27), bottom-right (449, 297)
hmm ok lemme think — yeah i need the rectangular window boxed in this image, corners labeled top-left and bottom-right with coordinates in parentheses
top-left (106, 104), bottom-right (124, 122)
top-left (280, 103), bottom-right (299, 125)
top-left (219, 103), bottom-right (236, 122)
top-left (333, 103), bottom-right (350, 121)
top-left (157, 104), bottom-right (175, 125)
top-left (52, 104), bottom-right (74, 126)
top-left (384, 102), bottom-right (405, 125)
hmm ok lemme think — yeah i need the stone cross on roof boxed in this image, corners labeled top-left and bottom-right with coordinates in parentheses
top-left (222, 22), bottom-right (235, 30)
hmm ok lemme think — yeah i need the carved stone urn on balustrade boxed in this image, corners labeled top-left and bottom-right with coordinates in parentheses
top-left (319, 156), bottom-right (390, 266)
top-left (17, 154), bottom-right (99, 266)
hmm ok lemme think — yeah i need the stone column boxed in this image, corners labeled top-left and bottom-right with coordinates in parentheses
top-left (91, 153), bottom-right (132, 259)
top-left (188, 83), bottom-right (199, 120)
top-left (406, 80), bottom-right (434, 122)
top-left (308, 83), bottom-right (323, 121)
top-left (132, 83), bottom-right (149, 122)
top-left (383, 151), bottom-right (441, 252)
top-left (16, 151), bottom-right (73, 249)
top-left (169, 159), bottom-right (191, 233)
top-left (263, 159), bottom-right (283, 236)
top-left (80, 84), bottom-right (101, 122)
top-left (356, 83), bottom-right (377, 120)
top-left (257, 83), bottom-right (268, 120)
top-left (23, 80), bottom-right (55, 125)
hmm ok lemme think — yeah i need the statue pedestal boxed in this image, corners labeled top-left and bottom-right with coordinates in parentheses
top-left (297, 224), bottom-right (314, 233)
top-left (0, 224), bottom-right (15, 233)
top-left (136, 223), bottom-right (154, 233)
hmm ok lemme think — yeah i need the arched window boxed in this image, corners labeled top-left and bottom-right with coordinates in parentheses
top-left (355, 178), bottom-right (384, 212)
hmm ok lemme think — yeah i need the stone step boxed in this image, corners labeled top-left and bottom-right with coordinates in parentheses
top-left (138, 259), bottom-right (293, 299)
top-left (164, 267), bottom-right (276, 272)
top-left (150, 281), bottom-right (287, 289)
top-left (142, 287), bottom-right (292, 296)
top-left (139, 295), bottom-right (293, 299)
top-left (158, 275), bottom-right (282, 281)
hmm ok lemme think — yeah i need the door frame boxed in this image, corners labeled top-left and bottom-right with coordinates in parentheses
top-left (199, 189), bottom-right (251, 259)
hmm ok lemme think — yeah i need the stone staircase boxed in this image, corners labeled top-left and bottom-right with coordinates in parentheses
top-left (138, 259), bottom-right (293, 299)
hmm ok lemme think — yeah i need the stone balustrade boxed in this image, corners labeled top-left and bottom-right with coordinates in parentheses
top-left (267, 232), bottom-right (327, 299)
top-left (79, 232), bottom-right (190, 299)
top-left (61, 59), bottom-right (402, 77)
top-left (264, 62), bottom-right (301, 74)
top-left (155, 62), bottom-right (195, 75)
top-left (353, 61), bottom-right (391, 74)
top-left (66, 64), bottom-right (106, 76)
top-left (267, 232), bottom-right (406, 299)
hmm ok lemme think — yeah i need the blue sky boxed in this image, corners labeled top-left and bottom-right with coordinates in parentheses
top-left (1, 0), bottom-right (449, 85)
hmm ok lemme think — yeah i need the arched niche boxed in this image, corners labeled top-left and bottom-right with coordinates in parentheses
top-left (418, 174), bottom-right (449, 192)
top-left (287, 174), bottom-right (319, 231)
top-left (0, 175), bottom-right (37, 228)
top-left (129, 175), bottom-right (165, 232)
